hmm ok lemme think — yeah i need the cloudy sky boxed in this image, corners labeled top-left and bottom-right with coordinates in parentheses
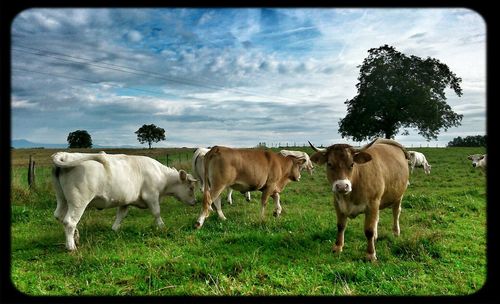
top-left (11, 8), bottom-right (486, 148)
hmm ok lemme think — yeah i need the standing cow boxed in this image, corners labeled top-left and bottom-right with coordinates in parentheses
top-left (309, 138), bottom-right (410, 261)
top-left (192, 147), bottom-right (251, 205)
top-left (408, 151), bottom-right (432, 174)
top-left (51, 152), bottom-right (197, 251)
top-left (194, 146), bottom-right (306, 229)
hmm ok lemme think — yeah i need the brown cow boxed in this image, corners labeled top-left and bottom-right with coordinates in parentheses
top-left (309, 138), bottom-right (410, 261)
top-left (194, 146), bottom-right (306, 229)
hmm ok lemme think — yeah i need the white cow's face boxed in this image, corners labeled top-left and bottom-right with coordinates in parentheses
top-left (468, 154), bottom-right (484, 168)
top-left (172, 170), bottom-right (198, 205)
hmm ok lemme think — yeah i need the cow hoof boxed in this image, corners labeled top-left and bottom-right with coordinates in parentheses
top-left (332, 245), bottom-right (343, 253)
top-left (273, 210), bottom-right (281, 217)
top-left (365, 253), bottom-right (377, 262)
top-left (194, 222), bottom-right (202, 229)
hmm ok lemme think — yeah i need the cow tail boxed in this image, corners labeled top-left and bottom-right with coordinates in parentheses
top-left (51, 153), bottom-right (108, 168)
top-left (202, 150), bottom-right (212, 210)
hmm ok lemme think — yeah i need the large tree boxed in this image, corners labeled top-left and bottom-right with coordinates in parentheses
top-left (339, 44), bottom-right (463, 141)
top-left (135, 124), bottom-right (166, 149)
top-left (67, 130), bottom-right (92, 148)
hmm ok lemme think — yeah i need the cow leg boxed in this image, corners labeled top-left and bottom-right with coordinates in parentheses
top-left (272, 192), bottom-right (281, 217)
top-left (364, 205), bottom-right (380, 262)
top-left (392, 200), bottom-right (402, 237)
top-left (260, 188), bottom-right (273, 220)
top-left (148, 200), bottom-right (165, 229)
top-left (245, 191), bottom-right (251, 202)
top-left (195, 185), bottom-right (225, 229)
top-left (53, 196), bottom-right (68, 224)
top-left (227, 189), bottom-right (233, 205)
top-left (63, 204), bottom-right (87, 251)
top-left (212, 196), bottom-right (227, 220)
top-left (332, 204), bottom-right (347, 253)
top-left (52, 173), bottom-right (68, 224)
top-left (112, 206), bottom-right (129, 231)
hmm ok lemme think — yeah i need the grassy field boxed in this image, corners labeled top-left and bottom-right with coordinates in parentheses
top-left (10, 146), bottom-right (487, 296)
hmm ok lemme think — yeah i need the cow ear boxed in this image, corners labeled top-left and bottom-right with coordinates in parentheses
top-left (310, 152), bottom-right (327, 165)
top-left (187, 174), bottom-right (198, 183)
top-left (294, 157), bottom-right (306, 165)
top-left (467, 155), bottom-right (473, 160)
top-left (353, 151), bottom-right (372, 164)
top-left (179, 170), bottom-right (187, 181)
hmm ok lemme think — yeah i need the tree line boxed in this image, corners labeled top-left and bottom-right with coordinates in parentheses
top-left (447, 135), bottom-right (487, 147)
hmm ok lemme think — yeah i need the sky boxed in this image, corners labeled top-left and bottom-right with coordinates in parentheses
top-left (11, 8), bottom-right (486, 148)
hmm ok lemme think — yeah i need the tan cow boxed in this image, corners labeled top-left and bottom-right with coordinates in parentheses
top-left (194, 146), bottom-right (306, 229)
top-left (309, 138), bottom-right (410, 261)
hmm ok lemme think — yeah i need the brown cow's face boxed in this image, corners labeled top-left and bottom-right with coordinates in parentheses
top-left (312, 145), bottom-right (372, 194)
top-left (288, 156), bottom-right (306, 182)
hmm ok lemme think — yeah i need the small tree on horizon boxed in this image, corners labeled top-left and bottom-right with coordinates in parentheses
top-left (135, 124), bottom-right (166, 149)
top-left (67, 130), bottom-right (92, 148)
top-left (339, 44), bottom-right (463, 142)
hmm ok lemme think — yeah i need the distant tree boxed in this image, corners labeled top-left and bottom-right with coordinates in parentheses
top-left (135, 124), bottom-right (166, 149)
top-left (447, 135), bottom-right (486, 147)
top-left (339, 44), bottom-right (463, 141)
top-left (67, 130), bottom-right (92, 148)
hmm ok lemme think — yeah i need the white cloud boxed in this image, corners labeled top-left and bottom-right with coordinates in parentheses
top-left (127, 30), bottom-right (142, 42)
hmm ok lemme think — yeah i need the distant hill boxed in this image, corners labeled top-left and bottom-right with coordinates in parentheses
top-left (11, 139), bottom-right (139, 149)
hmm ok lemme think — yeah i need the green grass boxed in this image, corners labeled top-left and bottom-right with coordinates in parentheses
top-left (10, 147), bottom-right (487, 296)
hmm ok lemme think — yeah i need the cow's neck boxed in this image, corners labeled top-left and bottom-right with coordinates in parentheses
top-left (161, 166), bottom-right (181, 194)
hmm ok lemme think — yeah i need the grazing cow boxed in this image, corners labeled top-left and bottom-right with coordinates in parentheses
top-left (194, 146), bottom-right (306, 229)
top-left (467, 154), bottom-right (487, 171)
top-left (408, 151), bottom-right (432, 174)
top-left (192, 147), bottom-right (251, 205)
top-left (51, 151), bottom-right (197, 251)
top-left (309, 138), bottom-right (410, 261)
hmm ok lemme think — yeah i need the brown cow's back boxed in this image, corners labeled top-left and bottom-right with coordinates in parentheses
top-left (204, 146), bottom-right (287, 192)
top-left (361, 142), bottom-right (409, 209)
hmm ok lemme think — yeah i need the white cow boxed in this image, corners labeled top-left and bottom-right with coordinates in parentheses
top-left (51, 151), bottom-right (197, 251)
top-left (279, 150), bottom-right (314, 175)
top-left (408, 151), bottom-right (432, 174)
top-left (192, 147), bottom-right (251, 205)
top-left (468, 154), bottom-right (486, 171)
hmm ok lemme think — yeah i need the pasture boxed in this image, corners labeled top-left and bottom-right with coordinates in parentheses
top-left (10, 146), bottom-right (487, 296)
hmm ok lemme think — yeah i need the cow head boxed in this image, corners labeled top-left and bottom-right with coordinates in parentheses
top-left (309, 141), bottom-right (373, 194)
top-left (286, 156), bottom-right (307, 182)
top-left (171, 170), bottom-right (198, 206)
top-left (468, 154), bottom-right (484, 168)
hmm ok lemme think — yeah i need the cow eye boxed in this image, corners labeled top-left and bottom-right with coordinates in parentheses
top-left (350, 163), bottom-right (354, 168)
top-left (327, 162), bottom-right (333, 168)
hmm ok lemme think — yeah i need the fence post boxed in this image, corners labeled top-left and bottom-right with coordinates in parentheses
top-left (28, 155), bottom-right (35, 188)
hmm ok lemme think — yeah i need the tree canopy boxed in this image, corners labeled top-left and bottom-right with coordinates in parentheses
top-left (135, 124), bottom-right (166, 149)
top-left (67, 130), bottom-right (92, 148)
top-left (339, 44), bottom-right (463, 141)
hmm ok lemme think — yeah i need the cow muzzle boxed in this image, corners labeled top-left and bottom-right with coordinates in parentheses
top-left (332, 179), bottom-right (352, 194)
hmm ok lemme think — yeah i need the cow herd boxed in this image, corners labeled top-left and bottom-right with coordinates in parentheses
top-left (50, 140), bottom-right (486, 261)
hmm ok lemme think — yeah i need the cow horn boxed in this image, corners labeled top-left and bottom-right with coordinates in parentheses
top-left (308, 141), bottom-right (326, 152)
top-left (353, 137), bottom-right (379, 152)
